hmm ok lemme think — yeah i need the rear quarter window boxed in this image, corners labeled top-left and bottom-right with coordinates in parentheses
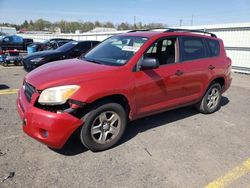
top-left (206, 39), bottom-right (220, 57)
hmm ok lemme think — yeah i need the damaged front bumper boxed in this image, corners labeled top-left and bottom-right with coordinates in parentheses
top-left (16, 87), bottom-right (83, 149)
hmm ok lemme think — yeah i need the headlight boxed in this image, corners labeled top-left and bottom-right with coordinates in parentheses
top-left (30, 57), bottom-right (44, 63)
top-left (38, 85), bottom-right (80, 105)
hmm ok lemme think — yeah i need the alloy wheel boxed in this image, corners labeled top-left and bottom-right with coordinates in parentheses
top-left (90, 111), bottom-right (121, 144)
top-left (207, 88), bottom-right (220, 109)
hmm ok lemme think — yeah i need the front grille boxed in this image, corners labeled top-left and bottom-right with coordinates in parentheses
top-left (23, 81), bottom-right (36, 102)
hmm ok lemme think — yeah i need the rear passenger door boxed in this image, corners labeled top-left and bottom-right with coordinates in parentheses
top-left (177, 36), bottom-right (212, 102)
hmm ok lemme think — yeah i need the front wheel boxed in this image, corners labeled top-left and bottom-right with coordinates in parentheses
top-left (196, 82), bottom-right (222, 114)
top-left (2, 62), bottom-right (8, 67)
top-left (80, 102), bottom-right (127, 151)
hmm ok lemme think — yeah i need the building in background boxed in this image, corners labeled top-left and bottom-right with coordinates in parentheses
top-left (89, 27), bottom-right (117, 33)
top-left (0, 27), bottom-right (17, 36)
top-left (75, 30), bottom-right (82, 34)
top-left (54, 27), bottom-right (61, 34)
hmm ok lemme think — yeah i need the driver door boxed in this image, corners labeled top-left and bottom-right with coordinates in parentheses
top-left (133, 37), bottom-right (184, 117)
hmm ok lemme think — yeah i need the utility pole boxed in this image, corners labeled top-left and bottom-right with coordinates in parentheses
top-left (191, 15), bottom-right (194, 26)
top-left (179, 19), bottom-right (183, 27)
top-left (134, 16), bottom-right (136, 29)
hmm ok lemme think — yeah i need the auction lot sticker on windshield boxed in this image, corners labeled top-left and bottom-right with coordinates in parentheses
top-left (122, 46), bottom-right (140, 52)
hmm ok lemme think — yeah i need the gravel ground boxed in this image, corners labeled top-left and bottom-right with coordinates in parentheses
top-left (0, 66), bottom-right (249, 188)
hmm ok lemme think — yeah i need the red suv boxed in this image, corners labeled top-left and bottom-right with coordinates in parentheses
top-left (17, 29), bottom-right (232, 151)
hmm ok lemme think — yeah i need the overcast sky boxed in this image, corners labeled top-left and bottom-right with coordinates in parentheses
top-left (0, 0), bottom-right (250, 26)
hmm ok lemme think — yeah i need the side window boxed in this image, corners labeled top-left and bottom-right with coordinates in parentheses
top-left (144, 38), bottom-right (177, 65)
top-left (91, 41), bottom-right (99, 48)
top-left (12, 36), bottom-right (23, 43)
top-left (3, 37), bottom-right (11, 42)
top-left (51, 42), bottom-right (58, 49)
top-left (206, 39), bottom-right (220, 57)
top-left (78, 42), bottom-right (91, 52)
top-left (146, 42), bottom-right (157, 54)
top-left (181, 37), bottom-right (206, 61)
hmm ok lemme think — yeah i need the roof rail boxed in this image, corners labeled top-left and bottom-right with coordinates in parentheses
top-left (127, 28), bottom-right (217, 38)
top-left (128, 28), bottom-right (170, 33)
top-left (165, 28), bottom-right (217, 38)
top-left (128, 29), bottom-right (151, 33)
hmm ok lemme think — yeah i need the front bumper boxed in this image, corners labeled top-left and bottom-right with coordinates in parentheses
top-left (16, 87), bottom-right (83, 149)
top-left (22, 59), bottom-right (34, 71)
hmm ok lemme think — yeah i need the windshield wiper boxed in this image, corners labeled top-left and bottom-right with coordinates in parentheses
top-left (82, 57), bottom-right (103, 64)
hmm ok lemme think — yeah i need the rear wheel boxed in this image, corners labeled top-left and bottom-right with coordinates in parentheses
top-left (80, 102), bottom-right (127, 151)
top-left (196, 82), bottom-right (222, 114)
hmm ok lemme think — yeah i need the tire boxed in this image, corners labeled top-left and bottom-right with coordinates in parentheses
top-left (17, 61), bottom-right (23, 66)
top-left (196, 82), bottom-right (222, 114)
top-left (2, 62), bottom-right (7, 67)
top-left (80, 102), bottom-right (127, 151)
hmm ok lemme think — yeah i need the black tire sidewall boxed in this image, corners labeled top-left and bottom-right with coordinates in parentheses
top-left (80, 102), bottom-right (127, 151)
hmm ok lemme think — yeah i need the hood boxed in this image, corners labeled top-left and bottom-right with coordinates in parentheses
top-left (25, 58), bottom-right (118, 90)
top-left (24, 50), bottom-right (61, 60)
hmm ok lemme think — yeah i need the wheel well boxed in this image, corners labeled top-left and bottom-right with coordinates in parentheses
top-left (83, 94), bottom-right (131, 119)
top-left (212, 77), bottom-right (225, 88)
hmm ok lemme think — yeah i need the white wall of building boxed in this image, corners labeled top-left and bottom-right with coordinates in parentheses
top-left (0, 27), bottom-right (17, 35)
top-left (179, 23), bottom-right (250, 73)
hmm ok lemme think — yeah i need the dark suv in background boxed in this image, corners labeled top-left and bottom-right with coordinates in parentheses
top-left (31, 38), bottom-right (74, 51)
top-left (0, 35), bottom-right (33, 51)
top-left (17, 29), bottom-right (232, 151)
top-left (23, 40), bottom-right (100, 71)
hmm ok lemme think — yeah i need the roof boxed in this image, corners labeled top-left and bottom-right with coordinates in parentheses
top-left (118, 29), bottom-right (218, 39)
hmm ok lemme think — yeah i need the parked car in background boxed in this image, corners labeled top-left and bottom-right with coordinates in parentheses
top-left (0, 35), bottom-right (33, 51)
top-left (23, 40), bottom-right (100, 71)
top-left (17, 29), bottom-right (232, 151)
top-left (2, 49), bottom-right (22, 66)
top-left (31, 38), bottom-right (74, 51)
top-left (0, 47), bottom-right (5, 63)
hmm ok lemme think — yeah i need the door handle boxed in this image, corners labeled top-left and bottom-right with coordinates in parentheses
top-left (208, 65), bottom-right (215, 70)
top-left (175, 70), bottom-right (184, 76)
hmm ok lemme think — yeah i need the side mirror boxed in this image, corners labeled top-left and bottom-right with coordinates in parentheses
top-left (140, 58), bottom-right (160, 70)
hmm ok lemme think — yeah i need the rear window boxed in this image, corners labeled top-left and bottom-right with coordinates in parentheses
top-left (181, 37), bottom-right (206, 61)
top-left (206, 39), bottom-right (220, 57)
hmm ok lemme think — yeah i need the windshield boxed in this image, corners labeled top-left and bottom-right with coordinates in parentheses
top-left (82, 36), bottom-right (148, 66)
top-left (56, 41), bottom-right (78, 52)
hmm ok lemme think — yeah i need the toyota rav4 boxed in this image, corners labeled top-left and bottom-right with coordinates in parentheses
top-left (17, 29), bottom-right (232, 151)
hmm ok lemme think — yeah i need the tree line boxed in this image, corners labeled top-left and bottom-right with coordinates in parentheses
top-left (0, 19), bottom-right (167, 33)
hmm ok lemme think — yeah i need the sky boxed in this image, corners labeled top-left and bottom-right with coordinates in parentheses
top-left (0, 0), bottom-right (250, 26)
